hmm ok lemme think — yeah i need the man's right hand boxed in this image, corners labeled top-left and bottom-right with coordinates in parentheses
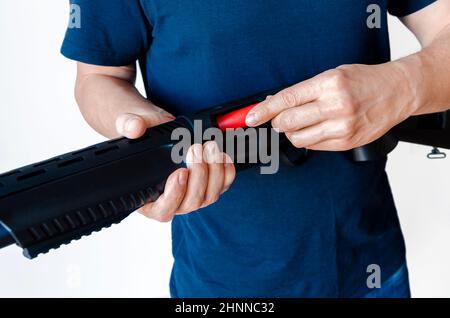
top-left (75, 62), bottom-right (235, 223)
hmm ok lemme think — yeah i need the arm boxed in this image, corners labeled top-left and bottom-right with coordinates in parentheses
top-left (245, 0), bottom-right (450, 151)
top-left (75, 62), bottom-right (174, 139)
top-left (75, 62), bottom-right (235, 221)
top-left (397, 0), bottom-right (450, 115)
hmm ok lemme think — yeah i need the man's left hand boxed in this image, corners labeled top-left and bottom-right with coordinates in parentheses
top-left (246, 63), bottom-right (418, 151)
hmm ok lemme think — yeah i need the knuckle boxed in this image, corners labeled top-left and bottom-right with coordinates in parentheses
top-left (139, 207), bottom-right (172, 223)
top-left (225, 171), bottom-right (236, 187)
top-left (190, 159), bottom-right (208, 173)
top-left (314, 103), bottom-right (325, 119)
top-left (204, 195), bottom-right (219, 206)
top-left (137, 207), bottom-right (150, 218)
top-left (335, 139), bottom-right (352, 151)
top-left (280, 114), bottom-right (296, 130)
top-left (199, 165), bottom-right (209, 180)
top-left (231, 168), bottom-right (237, 179)
top-left (271, 118), bottom-right (279, 130)
top-left (327, 69), bottom-right (347, 90)
top-left (287, 134), bottom-right (303, 149)
top-left (335, 77), bottom-right (348, 92)
top-left (342, 96), bottom-right (358, 116)
top-left (137, 205), bottom-right (154, 218)
top-left (333, 95), bottom-right (356, 117)
top-left (339, 121), bottom-right (355, 137)
top-left (153, 213), bottom-right (173, 223)
top-left (317, 127), bottom-right (326, 140)
top-left (187, 196), bottom-right (205, 209)
top-left (280, 89), bottom-right (299, 108)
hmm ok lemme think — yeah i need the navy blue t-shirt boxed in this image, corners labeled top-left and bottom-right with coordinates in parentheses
top-left (62, 0), bottom-right (435, 297)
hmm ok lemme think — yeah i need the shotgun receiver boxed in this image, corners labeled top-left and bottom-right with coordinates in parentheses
top-left (0, 89), bottom-right (449, 258)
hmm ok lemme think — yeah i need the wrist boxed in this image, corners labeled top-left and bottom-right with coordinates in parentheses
top-left (391, 53), bottom-right (430, 116)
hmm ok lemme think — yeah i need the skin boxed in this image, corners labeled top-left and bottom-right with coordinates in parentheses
top-left (75, 0), bottom-right (449, 222)
top-left (246, 1), bottom-right (450, 151)
top-left (75, 65), bottom-right (235, 222)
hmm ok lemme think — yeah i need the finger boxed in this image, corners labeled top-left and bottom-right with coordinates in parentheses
top-left (177, 144), bottom-right (209, 214)
top-left (305, 139), bottom-right (349, 151)
top-left (138, 168), bottom-right (188, 222)
top-left (116, 113), bottom-right (148, 139)
top-left (136, 108), bottom-right (176, 127)
top-left (285, 120), bottom-right (351, 149)
top-left (271, 102), bottom-right (325, 133)
top-left (246, 78), bottom-right (322, 127)
top-left (202, 141), bottom-right (225, 207)
top-left (307, 132), bottom-right (367, 152)
top-left (221, 153), bottom-right (236, 194)
top-left (116, 110), bottom-right (176, 139)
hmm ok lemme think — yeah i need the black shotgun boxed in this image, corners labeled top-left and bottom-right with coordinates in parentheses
top-left (0, 89), bottom-right (449, 258)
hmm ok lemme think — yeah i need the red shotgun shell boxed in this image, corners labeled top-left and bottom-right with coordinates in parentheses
top-left (216, 103), bottom-right (259, 132)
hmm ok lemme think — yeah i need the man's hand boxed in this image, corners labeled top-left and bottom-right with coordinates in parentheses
top-left (116, 116), bottom-right (236, 223)
top-left (75, 62), bottom-right (236, 223)
top-left (245, 63), bottom-right (416, 151)
top-left (246, 1), bottom-right (450, 152)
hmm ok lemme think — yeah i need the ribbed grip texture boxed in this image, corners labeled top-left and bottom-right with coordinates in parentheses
top-left (0, 118), bottom-right (191, 258)
top-left (20, 183), bottom-right (165, 258)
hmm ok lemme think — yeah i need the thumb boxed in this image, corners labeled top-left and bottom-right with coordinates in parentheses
top-left (115, 113), bottom-right (148, 139)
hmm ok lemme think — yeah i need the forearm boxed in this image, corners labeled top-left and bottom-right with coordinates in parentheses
top-left (394, 23), bottom-right (450, 116)
top-left (75, 64), bottom-right (172, 139)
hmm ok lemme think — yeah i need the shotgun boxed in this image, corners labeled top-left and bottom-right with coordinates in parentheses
top-left (0, 89), bottom-right (449, 258)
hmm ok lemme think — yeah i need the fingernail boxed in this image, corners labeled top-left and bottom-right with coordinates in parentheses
top-left (178, 170), bottom-right (187, 186)
top-left (205, 142), bottom-right (217, 163)
top-left (163, 114), bottom-right (176, 121)
top-left (186, 148), bottom-right (194, 166)
top-left (246, 112), bottom-right (260, 126)
top-left (224, 154), bottom-right (233, 164)
top-left (193, 145), bottom-right (203, 163)
top-left (273, 127), bottom-right (280, 133)
top-left (125, 117), bottom-right (141, 133)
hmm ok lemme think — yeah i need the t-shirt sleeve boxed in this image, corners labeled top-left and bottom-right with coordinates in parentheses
top-left (388, 0), bottom-right (437, 17)
top-left (61, 0), bottom-right (151, 66)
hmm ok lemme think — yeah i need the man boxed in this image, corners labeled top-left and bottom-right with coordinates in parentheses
top-left (62, 0), bottom-right (450, 297)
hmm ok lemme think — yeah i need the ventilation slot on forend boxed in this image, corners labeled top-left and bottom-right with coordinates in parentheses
top-left (34, 158), bottom-right (62, 168)
top-left (57, 157), bottom-right (84, 168)
top-left (16, 169), bottom-right (46, 181)
top-left (72, 146), bottom-right (97, 156)
top-left (94, 145), bottom-right (119, 156)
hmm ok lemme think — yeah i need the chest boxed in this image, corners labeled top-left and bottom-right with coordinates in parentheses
top-left (142, 0), bottom-right (389, 40)
top-left (139, 0), bottom-right (392, 113)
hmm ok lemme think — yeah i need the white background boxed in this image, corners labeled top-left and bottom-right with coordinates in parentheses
top-left (0, 1), bottom-right (449, 298)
